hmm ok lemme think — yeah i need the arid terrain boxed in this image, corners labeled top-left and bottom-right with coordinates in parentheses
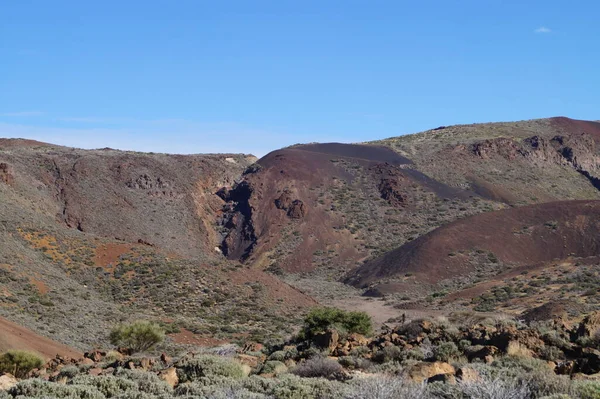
top-left (2, 117), bottom-right (600, 398)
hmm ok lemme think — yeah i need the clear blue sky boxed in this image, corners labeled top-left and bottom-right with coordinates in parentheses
top-left (1, 1), bottom-right (598, 156)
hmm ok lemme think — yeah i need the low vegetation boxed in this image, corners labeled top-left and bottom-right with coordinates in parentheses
top-left (0, 351), bottom-right (44, 379)
top-left (109, 321), bottom-right (165, 353)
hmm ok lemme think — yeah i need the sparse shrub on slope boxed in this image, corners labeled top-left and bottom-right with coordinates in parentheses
top-left (433, 342), bottom-right (460, 362)
top-left (458, 375), bottom-right (530, 399)
top-left (176, 354), bottom-right (245, 383)
top-left (301, 307), bottom-right (373, 338)
top-left (9, 378), bottom-right (105, 399)
top-left (0, 350), bottom-right (44, 378)
top-left (572, 380), bottom-right (600, 399)
top-left (70, 375), bottom-right (138, 397)
top-left (113, 368), bottom-right (173, 395)
top-left (109, 321), bottom-right (165, 354)
top-left (291, 356), bottom-right (342, 379)
top-left (345, 376), bottom-right (426, 399)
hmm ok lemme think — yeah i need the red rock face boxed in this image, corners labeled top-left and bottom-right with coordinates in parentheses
top-left (0, 163), bottom-right (14, 185)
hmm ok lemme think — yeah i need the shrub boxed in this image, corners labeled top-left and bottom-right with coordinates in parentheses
top-left (539, 346), bottom-right (566, 362)
top-left (113, 368), bottom-right (172, 395)
top-left (302, 307), bottom-right (373, 337)
top-left (345, 376), bottom-right (426, 399)
top-left (109, 321), bottom-right (165, 353)
top-left (0, 350), bottom-right (44, 378)
top-left (9, 378), bottom-right (105, 399)
top-left (572, 380), bottom-right (600, 399)
top-left (177, 354), bottom-right (245, 382)
top-left (260, 360), bottom-right (288, 375)
top-left (458, 375), bottom-right (530, 399)
top-left (338, 356), bottom-right (373, 370)
top-left (433, 342), bottom-right (460, 362)
top-left (271, 374), bottom-right (347, 399)
top-left (525, 371), bottom-right (571, 399)
top-left (57, 365), bottom-right (80, 379)
top-left (267, 350), bottom-right (287, 361)
top-left (506, 341), bottom-right (533, 358)
top-left (372, 346), bottom-right (403, 364)
top-left (70, 374), bottom-right (138, 397)
top-left (291, 356), bottom-right (343, 379)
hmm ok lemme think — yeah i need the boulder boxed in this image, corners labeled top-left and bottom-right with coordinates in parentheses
top-left (408, 361), bottom-right (455, 383)
top-left (577, 311), bottom-right (600, 338)
top-left (160, 353), bottom-right (173, 365)
top-left (236, 354), bottom-right (261, 369)
top-left (0, 374), bottom-right (18, 391)
top-left (158, 367), bottom-right (178, 388)
top-left (465, 345), bottom-right (499, 361)
top-left (89, 368), bottom-right (103, 376)
top-left (287, 200), bottom-right (306, 218)
top-left (313, 329), bottom-right (339, 353)
top-left (80, 358), bottom-right (95, 366)
top-left (84, 350), bottom-right (105, 362)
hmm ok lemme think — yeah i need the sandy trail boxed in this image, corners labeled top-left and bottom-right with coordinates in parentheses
top-left (0, 316), bottom-right (82, 360)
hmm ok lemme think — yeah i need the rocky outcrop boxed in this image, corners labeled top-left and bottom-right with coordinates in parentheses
top-left (158, 367), bottom-right (178, 387)
top-left (313, 329), bottom-right (340, 352)
top-left (576, 311), bottom-right (600, 338)
top-left (408, 361), bottom-right (455, 383)
top-left (0, 163), bottom-right (14, 185)
top-left (472, 138), bottom-right (522, 160)
top-left (219, 181), bottom-right (257, 260)
top-left (274, 191), bottom-right (306, 219)
top-left (0, 374), bottom-right (18, 391)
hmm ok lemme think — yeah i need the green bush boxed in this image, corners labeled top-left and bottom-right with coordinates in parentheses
top-left (176, 354), bottom-right (245, 382)
top-left (58, 365), bottom-right (80, 379)
top-left (433, 342), bottom-right (460, 362)
top-left (109, 321), bottom-right (165, 353)
top-left (525, 371), bottom-right (571, 399)
top-left (302, 307), bottom-right (373, 337)
top-left (9, 378), bottom-right (105, 399)
top-left (70, 374), bottom-right (138, 397)
top-left (573, 380), bottom-right (600, 399)
top-left (260, 360), bottom-right (288, 375)
top-left (113, 368), bottom-right (172, 395)
top-left (0, 350), bottom-right (44, 378)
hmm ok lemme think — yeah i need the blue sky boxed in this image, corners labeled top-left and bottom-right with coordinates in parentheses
top-left (1, 1), bottom-right (598, 156)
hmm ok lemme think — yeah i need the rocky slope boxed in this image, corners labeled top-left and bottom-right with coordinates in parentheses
top-left (0, 140), bottom-right (313, 351)
top-left (2, 116), bottom-right (600, 355)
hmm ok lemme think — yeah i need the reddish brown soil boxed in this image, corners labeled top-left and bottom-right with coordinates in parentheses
top-left (550, 117), bottom-right (600, 140)
top-left (169, 329), bottom-right (227, 347)
top-left (229, 268), bottom-right (318, 309)
top-left (346, 200), bottom-right (600, 287)
top-left (94, 243), bottom-right (134, 267)
top-left (0, 316), bottom-right (82, 360)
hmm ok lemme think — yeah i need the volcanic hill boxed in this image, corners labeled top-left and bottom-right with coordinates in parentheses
top-left (2, 116), bottom-right (600, 355)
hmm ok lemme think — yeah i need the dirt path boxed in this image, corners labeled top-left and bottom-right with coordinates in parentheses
top-left (331, 296), bottom-right (443, 328)
top-left (0, 316), bottom-right (82, 360)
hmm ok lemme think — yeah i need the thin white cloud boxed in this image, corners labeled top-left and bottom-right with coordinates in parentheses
top-left (535, 27), bottom-right (551, 34)
top-left (1, 111), bottom-right (45, 117)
